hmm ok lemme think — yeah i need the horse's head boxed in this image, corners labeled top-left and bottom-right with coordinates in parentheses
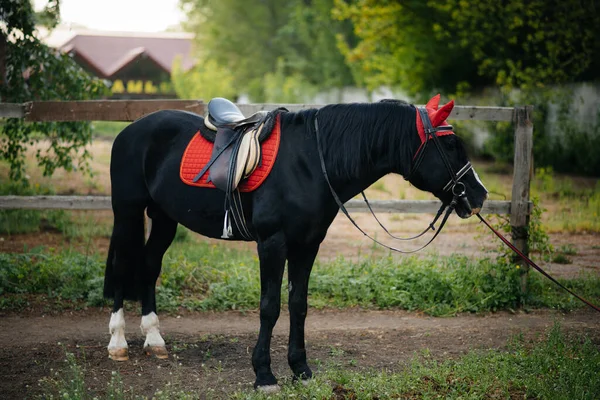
top-left (407, 95), bottom-right (488, 219)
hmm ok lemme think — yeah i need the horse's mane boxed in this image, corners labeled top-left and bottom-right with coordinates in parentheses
top-left (313, 100), bottom-right (417, 180)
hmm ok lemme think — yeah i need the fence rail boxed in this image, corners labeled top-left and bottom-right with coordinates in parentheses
top-left (0, 195), bottom-right (528, 215)
top-left (0, 99), bottom-right (533, 267)
top-left (0, 100), bottom-right (515, 121)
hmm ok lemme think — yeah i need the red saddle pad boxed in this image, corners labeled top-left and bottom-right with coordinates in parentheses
top-left (180, 114), bottom-right (281, 192)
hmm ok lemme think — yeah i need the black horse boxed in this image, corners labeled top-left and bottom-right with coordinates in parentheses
top-left (104, 96), bottom-right (487, 391)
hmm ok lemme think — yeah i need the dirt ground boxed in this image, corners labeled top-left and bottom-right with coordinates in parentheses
top-left (1, 307), bottom-right (599, 399)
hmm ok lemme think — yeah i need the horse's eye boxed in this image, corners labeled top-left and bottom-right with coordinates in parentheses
top-left (445, 136), bottom-right (457, 150)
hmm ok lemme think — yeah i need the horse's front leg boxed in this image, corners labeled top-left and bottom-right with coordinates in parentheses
top-left (287, 243), bottom-right (319, 381)
top-left (252, 233), bottom-right (287, 391)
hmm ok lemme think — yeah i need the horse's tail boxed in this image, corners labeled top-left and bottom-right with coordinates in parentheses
top-left (103, 212), bottom-right (146, 301)
top-left (103, 239), bottom-right (117, 299)
top-left (103, 122), bottom-right (150, 301)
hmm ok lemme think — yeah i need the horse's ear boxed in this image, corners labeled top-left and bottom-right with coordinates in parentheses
top-left (431, 100), bottom-right (454, 126)
top-left (426, 94), bottom-right (441, 110)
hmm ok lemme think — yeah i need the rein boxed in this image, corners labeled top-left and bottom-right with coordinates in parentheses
top-left (477, 214), bottom-right (600, 313)
top-left (313, 109), bottom-right (461, 253)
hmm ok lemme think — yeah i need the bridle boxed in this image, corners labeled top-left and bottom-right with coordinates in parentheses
top-left (407, 107), bottom-right (474, 215)
top-left (313, 106), bottom-right (474, 253)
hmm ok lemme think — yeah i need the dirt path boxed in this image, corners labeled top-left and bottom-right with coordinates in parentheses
top-left (1, 309), bottom-right (599, 398)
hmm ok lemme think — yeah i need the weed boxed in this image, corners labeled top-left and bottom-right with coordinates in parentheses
top-left (558, 244), bottom-right (578, 255)
top-left (329, 346), bottom-right (346, 357)
top-left (370, 180), bottom-right (390, 194)
top-left (173, 224), bottom-right (192, 243)
top-left (551, 253), bottom-right (572, 264)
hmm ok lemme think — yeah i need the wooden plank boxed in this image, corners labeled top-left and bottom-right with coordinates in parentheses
top-left (345, 199), bottom-right (524, 214)
top-left (237, 104), bottom-right (514, 121)
top-left (510, 105), bottom-right (534, 293)
top-left (0, 196), bottom-right (526, 215)
top-left (1, 100), bottom-right (515, 122)
top-left (0, 103), bottom-right (25, 118)
top-left (0, 195), bottom-right (111, 210)
top-left (23, 100), bottom-right (206, 122)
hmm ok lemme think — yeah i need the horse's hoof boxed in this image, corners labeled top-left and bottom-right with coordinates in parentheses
top-left (257, 384), bottom-right (280, 394)
top-left (108, 347), bottom-right (129, 361)
top-left (145, 345), bottom-right (168, 359)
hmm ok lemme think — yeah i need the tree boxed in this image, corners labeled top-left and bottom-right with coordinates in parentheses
top-left (179, 0), bottom-right (355, 101)
top-left (333, 0), bottom-right (598, 97)
top-left (0, 0), bottom-right (106, 183)
top-left (171, 57), bottom-right (236, 101)
top-left (332, 0), bottom-right (482, 98)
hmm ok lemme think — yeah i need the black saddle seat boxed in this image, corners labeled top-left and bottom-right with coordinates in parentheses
top-left (207, 97), bottom-right (266, 129)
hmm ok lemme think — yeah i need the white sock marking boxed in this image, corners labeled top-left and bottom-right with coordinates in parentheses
top-left (140, 312), bottom-right (166, 348)
top-left (108, 308), bottom-right (128, 350)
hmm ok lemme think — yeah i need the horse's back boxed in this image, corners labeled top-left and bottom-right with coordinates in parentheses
top-left (110, 110), bottom-right (204, 203)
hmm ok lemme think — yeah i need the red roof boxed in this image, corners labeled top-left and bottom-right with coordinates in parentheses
top-left (59, 31), bottom-right (195, 78)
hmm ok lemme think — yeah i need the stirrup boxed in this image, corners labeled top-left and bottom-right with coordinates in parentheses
top-left (221, 210), bottom-right (233, 239)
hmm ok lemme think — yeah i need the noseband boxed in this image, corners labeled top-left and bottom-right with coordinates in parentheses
top-left (313, 106), bottom-right (474, 254)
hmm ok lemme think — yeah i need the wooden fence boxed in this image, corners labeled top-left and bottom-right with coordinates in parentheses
top-left (0, 100), bottom-right (533, 267)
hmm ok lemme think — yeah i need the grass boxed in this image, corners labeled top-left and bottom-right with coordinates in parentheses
top-left (1, 243), bottom-right (599, 315)
top-left (91, 121), bottom-right (129, 139)
top-left (39, 323), bottom-right (600, 399)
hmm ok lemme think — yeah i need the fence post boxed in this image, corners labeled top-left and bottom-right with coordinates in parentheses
top-left (510, 105), bottom-right (534, 295)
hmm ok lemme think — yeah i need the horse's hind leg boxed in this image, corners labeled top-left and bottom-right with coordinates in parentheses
top-left (140, 206), bottom-right (177, 359)
top-left (287, 243), bottom-right (319, 381)
top-left (104, 206), bottom-right (146, 361)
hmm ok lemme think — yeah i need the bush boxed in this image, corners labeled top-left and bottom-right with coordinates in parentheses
top-left (484, 87), bottom-right (600, 176)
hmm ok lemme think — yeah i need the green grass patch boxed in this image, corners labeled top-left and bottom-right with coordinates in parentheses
top-left (91, 121), bottom-right (129, 140)
top-left (1, 243), bottom-right (599, 315)
top-left (531, 168), bottom-right (600, 233)
top-left (40, 323), bottom-right (600, 399)
top-left (0, 177), bottom-right (113, 239)
top-left (0, 181), bottom-right (72, 235)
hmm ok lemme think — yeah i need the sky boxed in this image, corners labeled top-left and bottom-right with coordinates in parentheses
top-left (33, 0), bottom-right (186, 32)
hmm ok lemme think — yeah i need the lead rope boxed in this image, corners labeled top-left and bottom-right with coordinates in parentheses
top-left (314, 112), bottom-right (455, 254)
top-left (477, 214), bottom-right (600, 313)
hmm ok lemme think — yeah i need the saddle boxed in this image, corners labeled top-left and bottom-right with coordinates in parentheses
top-left (192, 98), bottom-right (286, 240)
top-left (196, 97), bottom-right (270, 192)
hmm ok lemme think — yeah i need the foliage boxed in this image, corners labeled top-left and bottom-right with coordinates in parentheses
top-left (333, 0), bottom-right (598, 98)
top-left (483, 87), bottom-right (600, 176)
top-left (0, 0), bottom-right (107, 183)
top-left (429, 0), bottom-right (598, 92)
top-left (41, 324), bottom-right (600, 399)
top-left (487, 197), bottom-right (554, 261)
top-left (332, 0), bottom-right (479, 97)
top-left (2, 242), bottom-right (599, 314)
top-left (171, 57), bottom-right (236, 101)
top-left (179, 0), bottom-right (355, 101)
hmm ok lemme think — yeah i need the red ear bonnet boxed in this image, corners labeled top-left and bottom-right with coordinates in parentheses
top-left (416, 95), bottom-right (454, 144)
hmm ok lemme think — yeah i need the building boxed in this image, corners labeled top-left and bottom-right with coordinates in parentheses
top-left (43, 29), bottom-right (195, 98)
